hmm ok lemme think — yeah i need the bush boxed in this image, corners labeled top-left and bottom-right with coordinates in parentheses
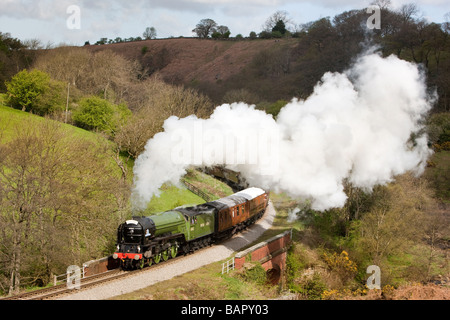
top-left (258, 100), bottom-right (288, 117)
top-left (286, 245), bottom-right (305, 286)
top-left (302, 274), bottom-right (327, 300)
top-left (72, 96), bottom-right (131, 135)
top-left (322, 250), bottom-right (358, 286)
top-left (5, 69), bottom-right (65, 116)
top-left (323, 251), bottom-right (358, 274)
top-left (239, 263), bottom-right (267, 285)
top-left (427, 113), bottom-right (450, 145)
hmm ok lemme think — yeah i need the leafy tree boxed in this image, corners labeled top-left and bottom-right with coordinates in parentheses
top-left (258, 31), bottom-right (273, 39)
top-left (215, 25), bottom-right (231, 38)
top-left (272, 20), bottom-right (287, 35)
top-left (193, 19), bottom-right (218, 38)
top-left (95, 37), bottom-right (108, 45)
top-left (5, 69), bottom-right (65, 116)
top-left (72, 96), bottom-right (131, 135)
top-left (0, 32), bottom-right (32, 92)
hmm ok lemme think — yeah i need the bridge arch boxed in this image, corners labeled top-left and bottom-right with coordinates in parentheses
top-left (234, 230), bottom-right (292, 284)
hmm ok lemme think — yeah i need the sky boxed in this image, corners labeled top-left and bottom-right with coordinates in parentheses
top-left (0, 0), bottom-right (449, 46)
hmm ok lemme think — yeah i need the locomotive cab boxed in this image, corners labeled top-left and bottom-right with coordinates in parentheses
top-left (113, 217), bottom-right (156, 261)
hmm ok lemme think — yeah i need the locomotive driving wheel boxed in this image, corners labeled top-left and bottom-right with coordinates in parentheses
top-left (153, 253), bottom-right (162, 264)
top-left (170, 244), bottom-right (178, 259)
top-left (162, 249), bottom-right (169, 262)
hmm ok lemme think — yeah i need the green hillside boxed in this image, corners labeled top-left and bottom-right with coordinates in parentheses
top-left (0, 100), bottom-right (208, 213)
top-left (0, 104), bottom-right (97, 144)
top-left (0, 101), bottom-right (210, 294)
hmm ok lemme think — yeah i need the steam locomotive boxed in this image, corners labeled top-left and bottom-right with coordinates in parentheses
top-left (113, 187), bottom-right (269, 269)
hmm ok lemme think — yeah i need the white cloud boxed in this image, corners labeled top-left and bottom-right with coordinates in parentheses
top-left (0, 0), bottom-right (447, 44)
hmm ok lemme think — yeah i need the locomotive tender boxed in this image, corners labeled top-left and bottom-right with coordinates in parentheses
top-left (113, 187), bottom-right (269, 269)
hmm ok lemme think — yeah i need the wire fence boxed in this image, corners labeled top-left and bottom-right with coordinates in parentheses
top-left (181, 180), bottom-right (213, 202)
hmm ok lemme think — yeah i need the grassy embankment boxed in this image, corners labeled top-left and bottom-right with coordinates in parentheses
top-left (0, 96), bottom-right (210, 215)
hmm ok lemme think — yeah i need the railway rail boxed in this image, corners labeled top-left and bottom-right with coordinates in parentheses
top-left (1, 269), bottom-right (124, 300)
top-left (1, 238), bottom-right (216, 300)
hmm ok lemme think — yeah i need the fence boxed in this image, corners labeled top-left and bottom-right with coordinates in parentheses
top-left (181, 180), bottom-right (213, 202)
top-left (53, 264), bottom-right (87, 286)
top-left (222, 258), bottom-right (235, 274)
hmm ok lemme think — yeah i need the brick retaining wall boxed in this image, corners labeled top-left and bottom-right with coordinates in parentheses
top-left (234, 230), bottom-right (292, 273)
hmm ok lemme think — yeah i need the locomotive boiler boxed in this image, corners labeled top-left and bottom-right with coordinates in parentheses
top-left (113, 187), bottom-right (269, 269)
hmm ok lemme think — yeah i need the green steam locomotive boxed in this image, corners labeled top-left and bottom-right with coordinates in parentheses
top-left (113, 187), bottom-right (269, 269)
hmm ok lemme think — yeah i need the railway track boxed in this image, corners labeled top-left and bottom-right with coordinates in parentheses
top-left (1, 241), bottom-right (214, 300)
top-left (2, 200), bottom-right (272, 300)
top-left (0, 269), bottom-right (126, 300)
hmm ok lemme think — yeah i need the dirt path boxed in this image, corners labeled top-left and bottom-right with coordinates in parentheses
top-left (59, 201), bottom-right (276, 300)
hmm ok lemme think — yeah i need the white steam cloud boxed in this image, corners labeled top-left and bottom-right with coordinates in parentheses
top-left (132, 52), bottom-right (434, 211)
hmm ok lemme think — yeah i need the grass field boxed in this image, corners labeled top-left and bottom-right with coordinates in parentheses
top-left (0, 99), bottom-right (228, 217)
top-left (0, 103), bottom-right (100, 143)
top-left (145, 184), bottom-right (206, 214)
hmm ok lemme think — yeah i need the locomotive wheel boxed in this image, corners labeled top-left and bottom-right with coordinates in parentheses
top-left (139, 259), bottom-right (145, 269)
top-left (154, 253), bottom-right (162, 264)
top-left (162, 249), bottom-right (169, 262)
top-left (182, 244), bottom-right (190, 255)
top-left (170, 245), bottom-right (178, 259)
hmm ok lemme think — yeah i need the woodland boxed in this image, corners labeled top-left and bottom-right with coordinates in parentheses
top-left (0, 3), bottom-right (448, 298)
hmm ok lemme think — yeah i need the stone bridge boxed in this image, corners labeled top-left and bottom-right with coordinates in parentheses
top-left (234, 230), bottom-right (292, 283)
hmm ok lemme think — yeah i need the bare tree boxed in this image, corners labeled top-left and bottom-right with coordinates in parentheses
top-left (115, 76), bottom-right (213, 159)
top-left (443, 12), bottom-right (450, 33)
top-left (263, 11), bottom-right (292, 32)
top-left (34, 48), bottom-right (140, 104)
top-left (370, 0), bottom-right (392, 10)
top-left (143, 27), bottom-right (157, 40)
top-left (358, 174), bottom-right (434, 267)
top-left (0, 119), bottom-right (129, 293)
top-left (193, 19), bottom-right (218, 38)
top-left (399, 3), bottom-right (420, 23)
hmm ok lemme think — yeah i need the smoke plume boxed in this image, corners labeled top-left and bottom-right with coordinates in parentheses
top-left (132, 52), bottom-right (434, 211)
